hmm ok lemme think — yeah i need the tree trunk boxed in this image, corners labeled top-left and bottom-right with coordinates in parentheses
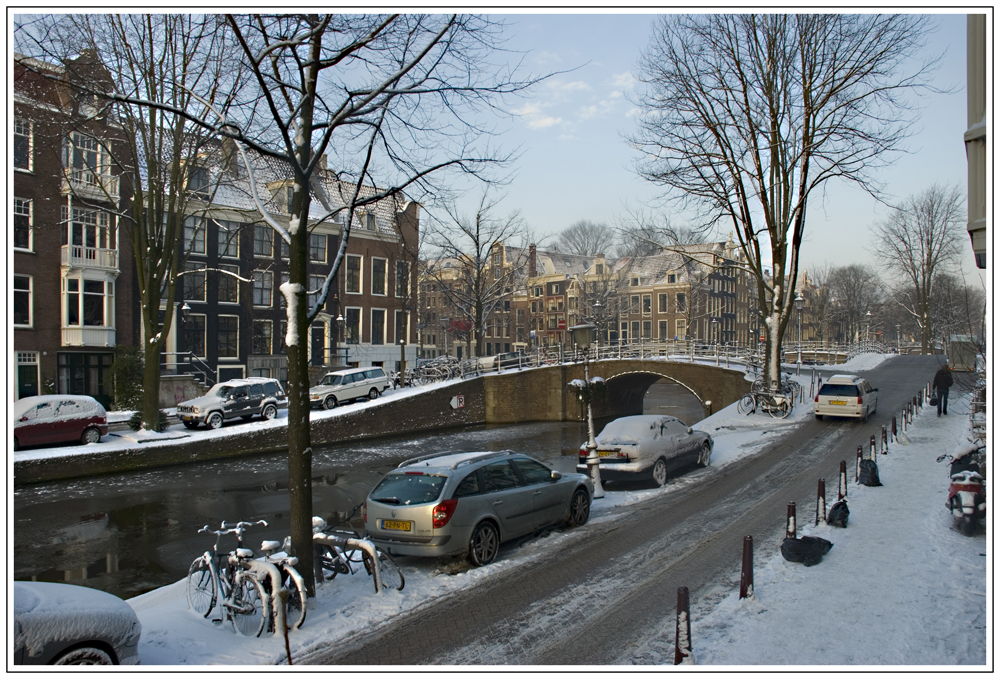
top-left (142, 341), bottom-right (163, 429)
top-left (286, 336), bottom-right (314, 596)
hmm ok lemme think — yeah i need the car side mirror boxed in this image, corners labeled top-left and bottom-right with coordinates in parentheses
top-left (873, 388), bottom-right (879, 392)
top-left (687, 427), bottom-right (693, 434)
top-left (550, 471), bottom-right (562, 482)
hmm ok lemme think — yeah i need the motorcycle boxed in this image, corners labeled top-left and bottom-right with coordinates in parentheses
top-left (938, 442), bottom-right (987, 536)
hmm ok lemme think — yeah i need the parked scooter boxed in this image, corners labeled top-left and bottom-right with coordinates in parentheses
top-left (938, 442), bottom-right (987, 536)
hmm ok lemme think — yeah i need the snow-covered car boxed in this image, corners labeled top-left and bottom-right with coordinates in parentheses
top-left (308, 366), bottom-right (390, 410)
top-left (176, 377), bottom-right (287, 429)
top-left (577, 415), bottom-right (712, 487)
top-left (12, 394), bottom-right (108, 451)
top-left (13, 581), bottom-right (142, 665)
top-left (814, 374), bottom-right (878, 422)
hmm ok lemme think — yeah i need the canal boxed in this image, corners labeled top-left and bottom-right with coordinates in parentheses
top-left (14, 381), bottom-right (702, 599)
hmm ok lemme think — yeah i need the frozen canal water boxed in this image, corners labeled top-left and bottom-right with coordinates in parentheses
top-left (14, 381), bottom-right (703, 599)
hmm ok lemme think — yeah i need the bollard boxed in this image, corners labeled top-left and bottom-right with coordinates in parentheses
top-left (881, 425), bottom-right (888, 454)
top-left (869, 435), bottom-right (877, 461)
top-left (891, 416), bottom-right (897, 442)
top-left (816, 478), bottom-right (827, 526)
top-left (786, 502), bottom-right (797, 539)
top-left (838, 461), bottom-right (848, 500)
top-left (856, 446), bottom-right (863, 481)
top-left (739, 536), bottom-right (754, 599)
top-left (674, 586), bottom-right (694, 665)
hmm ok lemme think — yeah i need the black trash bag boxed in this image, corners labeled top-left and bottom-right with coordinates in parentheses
top-left (858, 459), bottom-right (882, 486)
top-left (929, 396), bottom-right (939, 406)
top-left (827, 500), bottom-right (850, 528)
top-left (781, 536), bottom-right (834, 567)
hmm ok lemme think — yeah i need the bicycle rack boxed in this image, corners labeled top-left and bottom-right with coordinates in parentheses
top-left (312, 533), bottom-right (384, 593)
top-left (242, 559), bottom-right (284, 636)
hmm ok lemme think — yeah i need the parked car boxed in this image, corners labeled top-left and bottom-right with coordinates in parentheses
top-left (364, 451), bottom-right (593, 566)
top-left (308, 366), bottom-right (390, 410)
top-left (12, 395), bottom-right (108, 452)
top-left (577, 415), bottom-right (713, 487)
top-left (13, 581), bottom-right (142, 665)
top-left (814, 374), bottom-right (878, 422)
top-left (176, 377), bottom-right (287, 429)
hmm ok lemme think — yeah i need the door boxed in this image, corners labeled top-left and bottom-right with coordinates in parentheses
top-left (511, 457), bottom-right (566, 527)
top-left (480, 461), bottom-right (534, 537)
top-left (223, 386), bottom-right (250, 419)
top-left (247, 384), bottom-right (265, 414)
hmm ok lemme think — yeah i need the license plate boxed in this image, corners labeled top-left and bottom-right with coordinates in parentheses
top-left (381, 520), bottom-right (411, 531)
top-left (829, 400), bottom-right (847, 406)
top-left (597, 450), bottom-right (619, 458)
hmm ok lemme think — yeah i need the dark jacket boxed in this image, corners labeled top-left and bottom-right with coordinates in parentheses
top-left (932, 367), bottom-right (954, 391)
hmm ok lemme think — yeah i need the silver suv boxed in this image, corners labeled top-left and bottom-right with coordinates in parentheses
top-left (364, 451), bottom-right (593, 566)
top-left (309, 366), bottom-right (390, 410)
top-left (177, 377), bottom-right (287, 429)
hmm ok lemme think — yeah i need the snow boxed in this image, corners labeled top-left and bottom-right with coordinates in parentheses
top-left (12, 395), bottom-right (106, 427)
top-left (111, 370), bottom-right (986, 667)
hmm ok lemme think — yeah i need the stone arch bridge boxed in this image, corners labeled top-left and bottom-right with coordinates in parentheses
top-left (482, 359), bottom-right (748, 424)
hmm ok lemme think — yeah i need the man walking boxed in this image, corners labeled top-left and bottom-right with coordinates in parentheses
top-left (932, 363), bottom-right (954, 416)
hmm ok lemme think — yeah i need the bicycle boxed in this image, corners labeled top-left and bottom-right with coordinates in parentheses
top-left (259, 536), bottom-right (308, 631)
top-left (186, 520), bottom-right (269, 637)
top-left (312, 514), bottom-right (404, 593)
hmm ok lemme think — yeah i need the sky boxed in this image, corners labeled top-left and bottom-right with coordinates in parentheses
top-left (439, 10), bottom-right (980, 279)
top-left (29, 352), bottom-right (985, 667)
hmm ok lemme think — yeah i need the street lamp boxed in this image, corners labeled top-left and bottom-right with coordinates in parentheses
top-left (568, 323), bottom-right (604, 499)
top-left (440, 317), bottom-right (450, 357)
top-left (896, 324), bottom-right (901, 354)
top-left (865, 310), bottom-right (872, 342)
top-left (794, 294), bottom-right (804, 365)
top-left (710, 317), bottom-right (719, 345)
top-left (334, 314), bottom-right (345, 366)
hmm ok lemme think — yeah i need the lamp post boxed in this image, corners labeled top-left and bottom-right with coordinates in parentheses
top-left (440, 317), bottom-right (449, 357)
top-left (568, 323), bottom-right (604, 499)
top-left (865, 310), bottom-right (872, 342)
top-left (896, 324), bottom-right (901, 354)
top-left (334, 314), bottom-right (345, 367)
top-left (710, 317), bottom-right (719, 345)
top-left (794, 294), bottom-right (804, 365)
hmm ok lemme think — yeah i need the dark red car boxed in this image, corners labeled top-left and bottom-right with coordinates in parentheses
top-left (12, 395), bottom-right (108, 451)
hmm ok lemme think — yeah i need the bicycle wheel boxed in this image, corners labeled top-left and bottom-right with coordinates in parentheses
top-left (375, 551), bottom-right (405, 592)
top-left (284, 566), bottom-right (308, 630)
top-left (231, 574), bottom-right (268, 637)
top-left (737, 394), bottom-right (756, 415)
top-left (769, 398), bottom-right (791, 420)
top-left (186, 557), bottom-right (217, 618)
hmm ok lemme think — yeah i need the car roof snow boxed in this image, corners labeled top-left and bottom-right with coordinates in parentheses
top-left (397, 450), bottom-right (516, 470)
top-left (827, 374), bottom-right (861, 384)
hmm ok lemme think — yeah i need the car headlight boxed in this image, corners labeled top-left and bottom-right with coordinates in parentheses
top-left (192, 406), bottom-right (200, 414)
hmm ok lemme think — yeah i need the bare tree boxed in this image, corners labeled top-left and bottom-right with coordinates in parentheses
top-left (827, 264), bottom-right (884, 342)
top-left (423, 190), bottom-right (531, 358)
top-left (556, 220), bottom-right (616, 256)
top-left (873, 184), bottom-right (966, 353)
top-left (630, 14), bottom-right (937, 389)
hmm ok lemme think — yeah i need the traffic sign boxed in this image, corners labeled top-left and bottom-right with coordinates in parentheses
top-left (450, 395), bottom-right (465, 409)
top-left (558, 319), bottom-right (566, 329)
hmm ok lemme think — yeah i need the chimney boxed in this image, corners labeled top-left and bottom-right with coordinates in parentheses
top-left (529, 244), bottom-right (537, 278)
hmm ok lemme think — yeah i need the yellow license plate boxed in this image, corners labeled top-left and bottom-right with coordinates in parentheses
top-left (597, 450), bottom-right (619, 458)
top-left (381, 520), bottom-right (411, 531)
top-left (829, 400), bottom-right (847, 406)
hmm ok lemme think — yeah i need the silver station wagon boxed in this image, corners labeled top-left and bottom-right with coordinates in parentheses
top-left (364, 451), bottom-right (593, 566)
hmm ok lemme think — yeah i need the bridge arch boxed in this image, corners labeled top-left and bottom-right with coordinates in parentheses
top-left (597, 370), bottom-right (706, 421)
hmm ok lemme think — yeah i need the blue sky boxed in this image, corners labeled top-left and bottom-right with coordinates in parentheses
top-left (441, 11), bottom-right (979, 279)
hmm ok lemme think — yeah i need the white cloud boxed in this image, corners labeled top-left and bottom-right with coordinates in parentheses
top-left (527, 115), bottom-right (563, 130)
top-left (609, 72), bottom-right (635, 90)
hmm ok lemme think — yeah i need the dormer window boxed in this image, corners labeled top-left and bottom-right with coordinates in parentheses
top-left (188, 166), bottom-right (209, 197)
top-left (631, 277), bottom-right (639, 286)
top-left (366, 213), bottom-right (376, 231)
top-left (668, 274), bottom-right (676, 284)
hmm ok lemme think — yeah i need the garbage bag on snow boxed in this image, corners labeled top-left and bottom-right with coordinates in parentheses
top-left (826, 500), bottom-right (849, 528)
top-left (781, 536), bottom-right (833, 567)
top-left (858, 459), bottom-right (882, 486)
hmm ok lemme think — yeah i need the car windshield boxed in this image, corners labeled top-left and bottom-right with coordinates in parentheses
top-left (370, 472), bottom-right (447, 505)
top-left (207, 384), bottom-right (231, 398)
top-left (819, 384), bottom-right (860, 397)
top-left (320, 375), bottom-right (343, 386)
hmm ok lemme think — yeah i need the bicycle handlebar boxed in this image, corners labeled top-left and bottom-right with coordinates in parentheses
top-left (220, 519), bottom-right (268, 535)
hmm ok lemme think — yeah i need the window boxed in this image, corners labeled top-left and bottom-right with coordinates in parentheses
top-left (346, 255), bottom-right (362, 294)
top-left (668, 274), bottom-right (676, 284)
top-left (184, 217), bottom-right (206, 254)
top-left (511, 458), bottom-right (552, 485)
top-left (14, 118), bottom-right (32, 170)
top-left (64, 133), bottom-right (110, 185)
top-left (533, 286), bottom-right (543, 297)
top-left (254, 225), bottom-right (273, 258)
top-left (14, 198), bottom-right (32, 250)
top-left (218, 316), bottom-right (239, 358)
top-left (183, 314), bottom-right (207, 356)
top-left (596, 263), bottom-right (604, 275)
top-left (677, 293), bottom-right (686, 312)
top-left (308, 274), bottom-right (324, 310)
top-left (371, 309), bottom-right (386, 345)
top-left (278, 234), bottom-right (289, 260)
top-left (63, 278), bottom-right (114, 327)
top-left (659, 320), bottom-right (668, 339)
top-left (65, 207), bottom-right (112, 251)
top-left (279, 273), bottom-right (289, 307)
top-left (17, 351), bottom-right (39, 399)
top-left (482, 461), bottom-right (520, 491)
top-left (631, 321), bottom-right (640, 340)
top-left (188, 165), bottom-right (209, 196)
top-left (14, 275), bottom-right (32, 326)
top-left (658, 293), bottom-right (667, 314)
top-left (345, 307), bottom-right (361, 344)
top-left (217, 220), bottom-right (239, 258)
top-left (371, 258), bottom-right (387, 296)
top-left (253, 271), bottom-right (272, 307)
top-left (395, 261), bottom-right (409, 298)
top-left (676, 319), bottom-right (687, 339)
top-left (642, 294), bottom-right (651, 314)
top-left (183, 261), bottom-right (206, 302)
top-left (631, 277), bottom-right (639, 286)
top-left (309, 233), bottom-right (326, 262)
top-left (631, 295), bottom-right (640, 314)
top-left (218, 264), bottom-right (239, 303)
top-left (642, 320), bottom-right (652, 339)
top-left (253, 320), bottom-right (272, 355)
top-left (365, 213), bottom-right (376, 231)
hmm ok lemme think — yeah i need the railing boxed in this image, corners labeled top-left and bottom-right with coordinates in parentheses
top-left (61, 245), bottom-right (118, 270)
top-left (61, 326), bottom-right (115, 347)
top-left (162, 351), bottom-right (218, 389)
top-left (61, 169), bottom-right (119, 200)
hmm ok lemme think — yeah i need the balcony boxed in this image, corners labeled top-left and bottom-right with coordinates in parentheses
top-left (61, 169), bottom-right (120, 202)
top-left (62, 245), bottom-right (119, 272)
top-left (62, 326), bottom-right (116, 347)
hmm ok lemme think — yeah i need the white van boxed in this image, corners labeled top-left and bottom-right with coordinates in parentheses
top-left (309, 366), bottom-right (391, 410)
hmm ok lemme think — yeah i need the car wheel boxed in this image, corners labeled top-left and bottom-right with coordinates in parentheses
top-left (651, 457), bottom-right (668, 487)
top-left (468, 521), bottom-right (500, 567)
top-left (14, 436), bottom-right (20, 451)
top-left (324, 395), bottom-right (338, 410)
top-left (368, 388), bottom-right (379, 400)
top-left (698, 442), bottom-right (712, 467)
top-left (81, 427), bottom-right (101, 445)
top-left (862, 407), bottom-right (869, 423)
top-left (262, 404), bottom-right (277, 420)
top-left (207, 412), bottom-right (223, 430)
top-left (53, 647), bottom-right (115, 665)
top-left (567, 488), bottom-right (591, 527)
top-left (182, 421), bottom-right (196, 429)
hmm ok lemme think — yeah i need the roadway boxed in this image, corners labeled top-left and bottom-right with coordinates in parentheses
top-left (301, 355), bottom-right (942, 665)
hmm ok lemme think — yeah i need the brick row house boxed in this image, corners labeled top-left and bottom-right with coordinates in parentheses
top-left (13, 53), bottom-right (135, 406)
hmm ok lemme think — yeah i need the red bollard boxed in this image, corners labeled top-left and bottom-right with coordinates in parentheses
top-left (786, 502), bottom-right (797, 539)
top-left (739, 536), bottom-right (754, 599)
top-left (891, 416), bottom-right (897, 442)
top-left (869, 435), bottom-right (877, 460)
top-left (838, 461), bottom-right (848, 500)
top-left (881, 425), bottom-right (888, 454)
top-left (816, 478), bottom-right (826, 525)
top-left (674, 586), bottom-right (693, 665)
top-left (855, 446), bottom-right (863, 481)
